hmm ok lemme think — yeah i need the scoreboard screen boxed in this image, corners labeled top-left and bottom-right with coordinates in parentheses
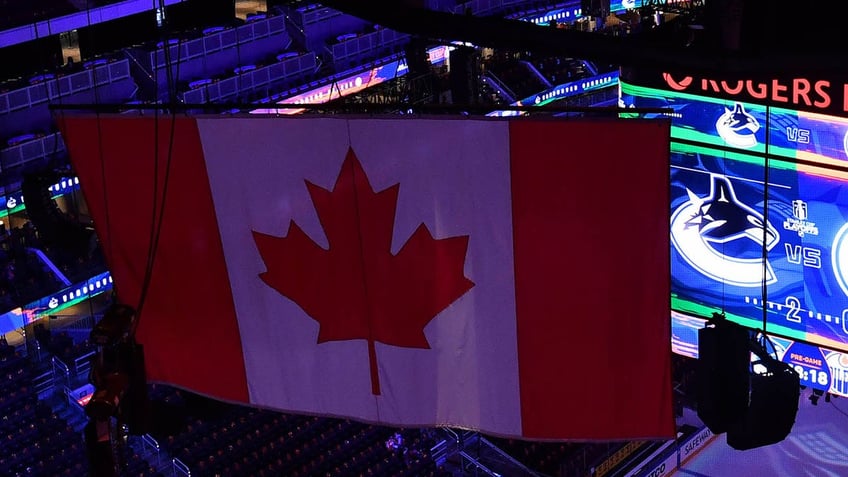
top-left (621, 79), bottom-right (848, 397)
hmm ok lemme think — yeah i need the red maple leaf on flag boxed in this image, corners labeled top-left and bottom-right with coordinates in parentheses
top-left (253, 147), bottom-right (474, 395)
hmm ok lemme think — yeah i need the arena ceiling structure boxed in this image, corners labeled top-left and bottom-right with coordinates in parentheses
top-left (317, 0), bottom-right (848, 77)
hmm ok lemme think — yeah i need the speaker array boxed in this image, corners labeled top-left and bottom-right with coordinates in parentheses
top-left (697, 315), bottom-right (800, 450)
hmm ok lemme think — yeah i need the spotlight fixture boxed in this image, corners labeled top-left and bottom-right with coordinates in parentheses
top-left (810, 389), bottom-right (824, 406)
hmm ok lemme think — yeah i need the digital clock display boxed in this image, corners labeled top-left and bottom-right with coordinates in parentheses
top-left (783, 342), bottom-right (831, 389)
top-left (673, 322), bottom-right (848, 396)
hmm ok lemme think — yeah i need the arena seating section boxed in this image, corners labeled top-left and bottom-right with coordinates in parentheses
top-left (142, 384), bottom-right (449, 477)
top-left (0, 339), bottom-right (91, 476)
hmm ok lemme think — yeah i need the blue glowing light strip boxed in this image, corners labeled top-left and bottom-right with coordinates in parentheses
top-left (520, 5), bottom-right (583, 24)
top-left (0, 271), bottom-right (112, 336)
top-left (486, 71), bottom-right (620, 117)
top-left (0, 176), bottom-right (80, 219)
top-left (516, 0), bottom-right (642, 25)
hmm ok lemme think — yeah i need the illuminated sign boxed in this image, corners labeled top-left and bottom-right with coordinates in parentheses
top-left (0, 271), bottom-right (113, 335)
top-left (47, 176), bottom-right (81, 194)
top-left (623, 70), bottom-right (848, 393)
top-left (77, 393), bottom-right (93, 407)
top-left (487, 71), bottom-right (619, 117)
top-left (664, 141), bottom-right (848, 399)
top-left (661, 73), bottom-right (833, 111)
top-left (252, 46), bottom-right (450, 115)
top-left (252, 66), bottom-right (394, 115)
top-left (6, 195), bottom-right (19, 209)
top-left (519, 6), bottom-right (582, 25)
top-left (0, 176), bottom-right (80, 219)
top-left (669, 173), bottom-right (778, 288)
top-left (0, 307), bottom-right (26, 336)
top-left (516, 0), bottom-right (641, 26)
top-left (611, 0), bottom-right (642, 11)
top-left (625, 68), bottom-right (848, 116)
top-left (667, 142), bottom-right (848, 352)
top-left (69, 384), bottom-right (95, 408)
top-left (715, 103), bottom-right (760, 148)
top-left (784, 341), bottom-right (831, 389)
top-left (620, 80), bottom-right (848, 168)
top-left (785, 200), bottom-right (818, 238)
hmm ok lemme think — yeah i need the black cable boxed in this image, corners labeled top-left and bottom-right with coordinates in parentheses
top-left (75, 5), bottom-right (121, 477)
top-left (139, 88), bottom-right (161, 320)
top-left (142, 0), bottom-right (164, 305)
top-left (135, 110), bottom-right (178, 323)
top-left (134, 0), bottom-right (182, 332)
top-left (137, 0), bottom-right (169, 321)
top-left (83, 0), bottom-right (106, 324)
top-left (235, 11), bottom-right (244, 104)
top-left (762, 104), bottom-right (770, 335)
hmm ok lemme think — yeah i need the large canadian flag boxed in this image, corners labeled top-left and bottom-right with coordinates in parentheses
top-left (59, 115), bottom-right (673, 440)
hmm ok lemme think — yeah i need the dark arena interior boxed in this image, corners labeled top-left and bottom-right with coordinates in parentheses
top-left (2, 0), bottom-right (848, 476)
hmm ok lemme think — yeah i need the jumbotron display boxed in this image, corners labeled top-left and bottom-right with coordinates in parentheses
top-left (620, 73), bottom-right (848, 398)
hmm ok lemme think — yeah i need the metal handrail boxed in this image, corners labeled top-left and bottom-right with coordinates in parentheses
top-left (173, 457), bottom-right (191, 476)
top-left (483, 71), bottom-right (517, 103)
top-left (480, 435), bottom-right (544, 475)
top-left (74, 350), bottom-right (96, 379)
top-left (33, 369), bottom-right (54, 396)
top-left (51, 356), bottom-right (70, 387)
top-left (142, 434), bottom-right (161, 466)
top-left (459, 450), bottom-right (500, 477)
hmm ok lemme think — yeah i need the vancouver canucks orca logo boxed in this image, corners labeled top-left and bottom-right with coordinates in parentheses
top-left (671, 174), bottom-right (779, 287)
top-left (716, 103), bottom-right (760, 148)
top-left (621, 0), bottom-right (637, 8)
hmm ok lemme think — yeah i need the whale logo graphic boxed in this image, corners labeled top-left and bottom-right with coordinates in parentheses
top-left (716, 103), bottom-right (761, 148)
top-left (671, 174), bottom-right (779, 287)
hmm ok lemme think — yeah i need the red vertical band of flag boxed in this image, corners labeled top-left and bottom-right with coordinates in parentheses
top-left (510, 120), bottom-right (674, 439)
top-left (57, 115), bottom-right (249, 403)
